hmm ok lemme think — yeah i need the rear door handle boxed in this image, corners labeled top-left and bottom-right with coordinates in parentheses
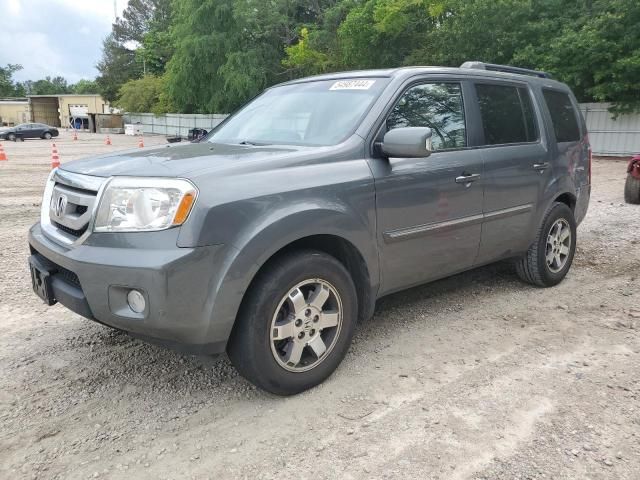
top-left (533, 162), bottom-right (550, 171)
top-left (455, 173), bottom-right (481, 184)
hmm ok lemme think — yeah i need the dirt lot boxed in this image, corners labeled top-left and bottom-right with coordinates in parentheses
top-left (0, 132), bottom-right (638, 479)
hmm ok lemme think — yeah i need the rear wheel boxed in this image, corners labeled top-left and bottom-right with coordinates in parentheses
top-left (624, 174), bottom-right (640, 204)
top-left (227, 250), bottom-right (357, 395)
top-left (516, 202), bottom-right (577, 287)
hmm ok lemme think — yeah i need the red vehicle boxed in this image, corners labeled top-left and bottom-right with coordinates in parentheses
top-left (626, 154), bottom-right (640, 204)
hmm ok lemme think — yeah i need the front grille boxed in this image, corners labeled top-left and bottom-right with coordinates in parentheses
top-left (52, 220), bottom-right (88, 238)
top-left (48, 178), bottom-right (98, 240)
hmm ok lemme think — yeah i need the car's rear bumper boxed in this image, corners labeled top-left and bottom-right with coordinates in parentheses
top-left (575, 184), bottom-right (590, 226)
top-left (28, 222), bottom-right (230, 354)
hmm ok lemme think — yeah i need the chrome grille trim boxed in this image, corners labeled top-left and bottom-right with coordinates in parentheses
top-left (41, 169), bottom-right (108, 247)
top-left (49, 184), bottom-right (96, 231)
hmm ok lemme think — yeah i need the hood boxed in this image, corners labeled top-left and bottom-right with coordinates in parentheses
top-left (59, 141), bottom-right (308, 178)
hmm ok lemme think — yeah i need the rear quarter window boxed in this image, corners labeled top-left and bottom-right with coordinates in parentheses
top-left (542, 89), bottom-right (581, 142)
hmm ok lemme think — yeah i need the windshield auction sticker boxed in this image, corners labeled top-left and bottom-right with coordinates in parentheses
top-left (330, 79), bottom-right (376, 90)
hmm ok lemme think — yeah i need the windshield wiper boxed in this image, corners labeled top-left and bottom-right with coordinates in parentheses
top-left (237, 140), bottom-right (270, 146)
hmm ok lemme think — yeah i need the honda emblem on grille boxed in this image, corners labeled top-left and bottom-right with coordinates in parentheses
top-left (53, 194), bottom-right (68, 217)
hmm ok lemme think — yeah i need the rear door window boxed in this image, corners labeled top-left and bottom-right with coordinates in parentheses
top-left (542, 89), bottom-right (580, 142)
top-left (475, 83), bottom-right (538, 145)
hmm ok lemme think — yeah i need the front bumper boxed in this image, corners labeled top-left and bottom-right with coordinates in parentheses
top-left (28, 222), bottom-right (229, 354)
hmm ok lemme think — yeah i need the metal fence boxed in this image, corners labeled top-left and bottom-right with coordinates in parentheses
top-left (124, 104), bottom-right (639, 156)
top-left (579, 103), bottom-right (640, 157)
top-left (123, 113), bottom-right (228, 138)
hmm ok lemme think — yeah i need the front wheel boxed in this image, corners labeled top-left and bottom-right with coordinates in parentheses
top-left (516, 202), bottom-right (577, 287)
top-left (7, 133), bottom-right (15, 142)
top-left (227, 250), bottom-right (357, 395)
top-left (43, 132), bottom-right (52, 140)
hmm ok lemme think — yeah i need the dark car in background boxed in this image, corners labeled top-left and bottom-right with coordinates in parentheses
top-left (0, 123), bottom-right (59, 141)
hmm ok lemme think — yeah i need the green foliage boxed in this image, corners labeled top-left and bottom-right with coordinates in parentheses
top-left (137, 29), bottom-right (174, 76)
top-left (95, 0), bottom-right (640, 113)
top-left (0, 64), bottom-right (24, 97)
top-left (283, 27), bottom-right (331, 76)
top-left (71, 79), bottom-right (100, 94)
top-left (96, 34), bottom-right (142, 103)
top-left (115, 75), bottom-right (173, 114)
top-left (22, 76), bottom-right (71, 95)
top-left (97, 0), bottom-right (173, 103)
top-left (164, 0), bottom-right (331, 112)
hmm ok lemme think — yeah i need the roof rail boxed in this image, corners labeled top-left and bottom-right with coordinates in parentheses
top-left (460, 61), bottom-right (552, 79)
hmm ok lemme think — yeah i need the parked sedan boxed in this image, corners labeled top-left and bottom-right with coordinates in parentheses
top-left (0, 123), bottom-right (59, 141)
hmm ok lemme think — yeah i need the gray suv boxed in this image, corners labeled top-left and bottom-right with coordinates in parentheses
top-left (28, 63), bottom-right (590, 395)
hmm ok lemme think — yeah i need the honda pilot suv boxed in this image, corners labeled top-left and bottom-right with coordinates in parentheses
top-left (28, 63), bottom-right (590, 395)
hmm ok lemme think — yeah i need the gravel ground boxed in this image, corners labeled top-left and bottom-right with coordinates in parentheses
top-left (0, 133), bottom-right (639, 479)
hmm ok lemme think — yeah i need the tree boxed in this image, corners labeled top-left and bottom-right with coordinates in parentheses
top-left (98, 0), bottom-right (640, 113)
top-left (96, 33), bottom-right (142, 103)
top-left (166, 0), bottom-right (336, 113)
top-left (0, 64), bottom-right (23, 97)
top-left (115, 75), bottom-right (172, 114)
top-left (71, 79), bottom-right (100, 94)
top-left (96, 0), bottom-right (173, 103)
top-left (21, 76), bottom-right (71, 95)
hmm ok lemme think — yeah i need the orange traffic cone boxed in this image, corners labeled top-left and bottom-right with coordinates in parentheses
top-left (138, 136), bottom-right (144, 148)
top-left (105, 135), bottom-right (112, 145)
top-left (51, 143), bottom-right (60, 169)
top-left (0, 143), bottom-right (7, 161)
top-left (73, 130), bottom-right (78, 141)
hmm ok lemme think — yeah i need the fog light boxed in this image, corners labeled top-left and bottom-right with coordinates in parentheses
top-left (127, 289), bottom-right (146, 313)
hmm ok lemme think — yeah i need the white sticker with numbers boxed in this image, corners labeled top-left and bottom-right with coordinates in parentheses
top-left (329, 79), bottom-right (376, 90)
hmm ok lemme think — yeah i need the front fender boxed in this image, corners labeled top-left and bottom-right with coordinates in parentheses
top-left (201, 204), bottom-right (378, 349)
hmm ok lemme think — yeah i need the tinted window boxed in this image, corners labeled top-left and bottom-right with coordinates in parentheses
top-left (387, 83), bottom-right (466, 150)
top-left (543, 89), bottom-right (580, 142)
top-left (476, 83), bottom-right (538, 145)
top-left (519, 88), bottom-right (538, 142)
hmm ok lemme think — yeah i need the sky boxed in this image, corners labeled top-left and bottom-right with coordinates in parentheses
top-left (0, 0), bottom-right (129, 83)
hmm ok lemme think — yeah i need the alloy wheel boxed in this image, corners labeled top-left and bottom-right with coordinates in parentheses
top-left (546, 218), bottom-right (571, 273)
top-left (270, 279), bottom-right (343, 372)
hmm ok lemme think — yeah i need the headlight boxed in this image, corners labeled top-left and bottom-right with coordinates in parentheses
top-left (94, 177), bottom-right (197, 232)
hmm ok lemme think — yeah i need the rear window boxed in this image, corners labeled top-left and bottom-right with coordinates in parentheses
top-left (542, 89), bottom-right (580, 142)
top-left (475, 83), bottom-right (538, 145)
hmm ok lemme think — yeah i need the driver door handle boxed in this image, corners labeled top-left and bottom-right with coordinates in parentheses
top-left (455, 173), bottom-right (481, 184)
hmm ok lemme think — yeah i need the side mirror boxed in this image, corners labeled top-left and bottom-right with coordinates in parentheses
top-left (381, 127), bottom-right (433, 158)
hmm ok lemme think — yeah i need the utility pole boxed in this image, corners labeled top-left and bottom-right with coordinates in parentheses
top-left (113, 0), bottom-right (117, 20)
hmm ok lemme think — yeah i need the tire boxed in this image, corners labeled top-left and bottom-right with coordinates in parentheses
top-left (515, 202), bottom-right (577, 287)
top-left (227, 250), bottom-right (358, 395)
top-left (43, 132), bottom-right (52, 140)
top-left (624, 174), bottom-right (640, 204)
top-left (7, 133), bottom-right (15, 142)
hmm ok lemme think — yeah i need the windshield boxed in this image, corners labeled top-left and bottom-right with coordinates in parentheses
top-left (208, 78), bottom-right (389, 147)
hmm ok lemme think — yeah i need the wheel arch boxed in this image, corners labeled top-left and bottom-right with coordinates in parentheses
top-left (203, 207), bottom-right (379, 349)
top-left (553, 191), bottom-right (576, 211)
top-left (246, 233), bottom-right (375, 323)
